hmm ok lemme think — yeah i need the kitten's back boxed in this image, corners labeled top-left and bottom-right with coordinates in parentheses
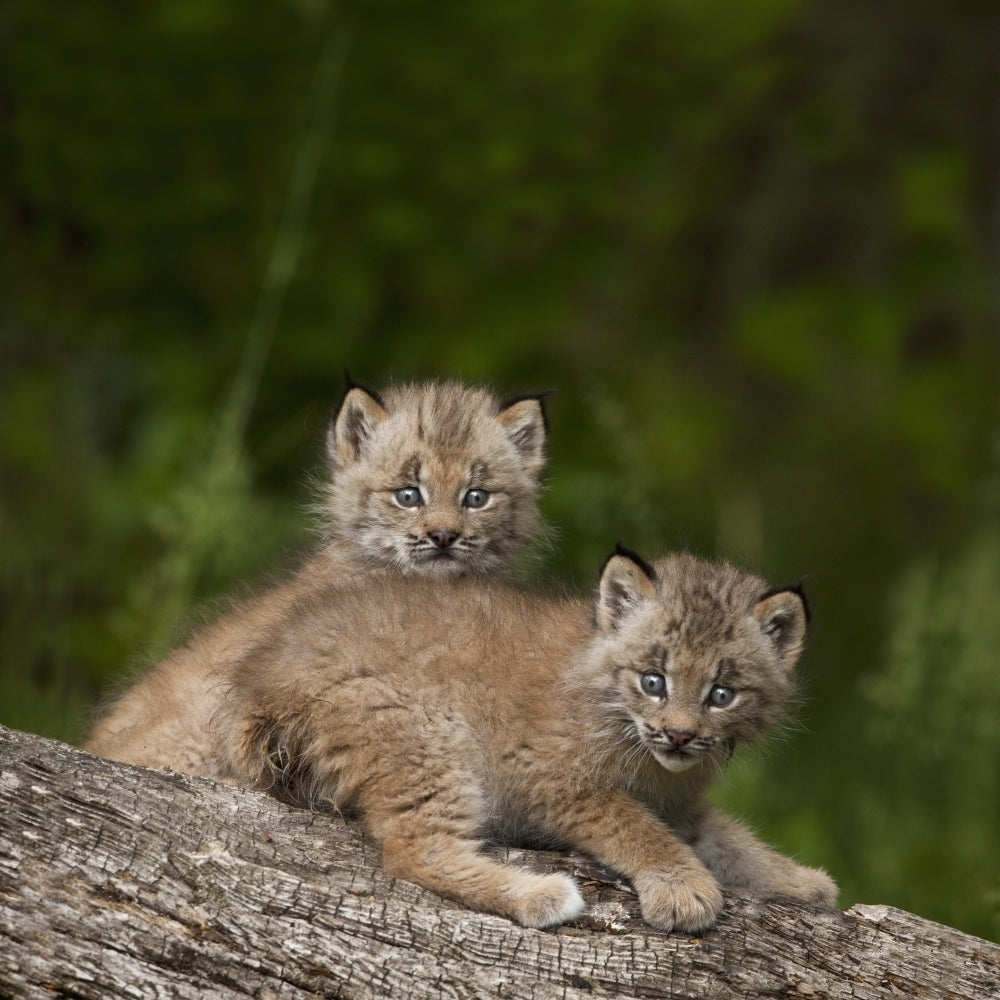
top-left (84, 378), bottom-right (550, 770)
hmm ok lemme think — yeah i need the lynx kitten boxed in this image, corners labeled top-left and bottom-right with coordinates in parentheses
top-left (85, 379), bottom-right (548, 771)
top-left (214, 547), bottom-right (838, 931)
top-left (319, 378), bottom-right (547, 575)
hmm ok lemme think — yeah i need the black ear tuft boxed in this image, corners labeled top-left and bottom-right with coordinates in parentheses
top-left (595, 544), bottom-right (659, 633)
top-left (336, 371), bottom-right (386, 416)
top-left (602, 542), bottom-right (658, 585)
top-left (759, 580), bottom-right (811, 623)
top-left (498, 389), bottom-right (557, 432)
top-left (496, 393), bottom-right (549, 477)
top-left (327, 377), bottom-right (390, 468)
top-left (752, 585), bottom-right (809, 669)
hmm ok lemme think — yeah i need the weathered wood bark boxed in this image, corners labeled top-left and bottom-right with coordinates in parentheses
top-left (1, 724), bottom-right (996, 1000)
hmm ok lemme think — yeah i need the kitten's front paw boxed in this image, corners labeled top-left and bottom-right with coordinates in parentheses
top-left (635, 865), bottom-right (723, 933)
top-left (509, 872), bottom-right (586, 929)
top-left (778, 864), bottom-right (839, 907)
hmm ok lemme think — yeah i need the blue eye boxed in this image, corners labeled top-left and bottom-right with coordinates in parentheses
top-left (463, 489), bottom-right (490, 509)
top-left (393, 486), bottom-right (423, 508)
top-left (708, 685), bottom-right (735, 708)
top-left (640, 673), bottom-right (666, 697)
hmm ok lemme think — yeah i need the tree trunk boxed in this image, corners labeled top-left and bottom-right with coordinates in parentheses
top-left (1, 724), bottom-right (996, 999)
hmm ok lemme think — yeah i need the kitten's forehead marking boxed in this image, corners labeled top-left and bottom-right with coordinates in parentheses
top-left (416, 390), bottom-right (479, 451)
top-left (406, 454), bottom-right (478, 493)
top-left (394, 441), bottom-right (498, 494)
top-left (638, 643), bottom-right (669, 678)
top-left (714, 656), bottom-right (736, 682)
top-left (641, 606), bottom-right (743, 692)
top-left (653, 582), bottom-right (748, 651)
top-left (386, 456), bottom-right (424, 490)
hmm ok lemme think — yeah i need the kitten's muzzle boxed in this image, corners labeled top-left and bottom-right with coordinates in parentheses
top-left (647, 729), bottom-right (696, 749)
top-left (416, 545), bottom-right (465, 571)
top-left (649, 744), bottom-right (699, 773)
top-left (646, 730), bottom-right (699, 769)
top-left (428, 529), bottom-right (459, 550)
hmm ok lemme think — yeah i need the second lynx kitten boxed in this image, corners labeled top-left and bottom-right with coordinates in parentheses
top-left (216, 548), bottom-right (838, 931)
top-left (85, 379), bottom-right (547, 770)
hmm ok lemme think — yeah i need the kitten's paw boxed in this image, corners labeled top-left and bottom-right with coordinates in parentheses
top-left (776, 864), bottom-right (839, 907)
top-left (635, 866), bottom-right (723, 933)
top-left (508, 872), bottom-right (585, 929)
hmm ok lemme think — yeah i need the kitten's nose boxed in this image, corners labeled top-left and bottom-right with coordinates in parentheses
top-left (665, 729), bottom-right (695, 747)
top-left (428, 529), bottom-right (459, 550)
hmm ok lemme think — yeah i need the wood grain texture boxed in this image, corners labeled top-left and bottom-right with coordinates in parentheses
top-left (1, 724), bottom-right (997, 999)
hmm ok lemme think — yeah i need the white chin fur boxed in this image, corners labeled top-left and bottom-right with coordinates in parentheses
top-left (416, 556), bottom-right (468, 574)
top-left (651, 749), bottom-right (699, 773)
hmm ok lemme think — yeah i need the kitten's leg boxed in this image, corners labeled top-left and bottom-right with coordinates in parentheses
top-left (378, 828), bottom-right (584, 929)
top-left (542, 789), bottom-right (723, 932)
top-left (228, 703), bottom-right (584, 927)
top-left (357, 733), bottom-right (584, 928)
top-left (692, 805), bottom-right (838, 906)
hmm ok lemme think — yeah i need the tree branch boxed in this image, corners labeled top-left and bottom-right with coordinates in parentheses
top-left (1, 725), bottom-right (996, 999)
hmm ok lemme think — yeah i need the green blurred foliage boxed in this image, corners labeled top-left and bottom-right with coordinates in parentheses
top-left (860, 512), bottom-right (1000, 939)
top-left (1, 0), bottom-right (997, 939)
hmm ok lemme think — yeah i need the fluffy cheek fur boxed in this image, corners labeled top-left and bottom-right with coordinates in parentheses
top-left (465, 492), bottom-right (537, 566)
top-left (718, 683), bottom-right (794, 746)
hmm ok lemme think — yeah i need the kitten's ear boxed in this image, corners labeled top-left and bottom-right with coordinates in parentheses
top-left (497, 394), bottom-right (548, 479)
top-left (596, 544), bottom-right (658, 633)
top-left (753, 586), bottom-right (809, 669)
top-left (327, 381), bottom-right (389, 469)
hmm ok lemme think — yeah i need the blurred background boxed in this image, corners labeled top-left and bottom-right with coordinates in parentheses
top-left (2, 0), bottom-right (998, 940)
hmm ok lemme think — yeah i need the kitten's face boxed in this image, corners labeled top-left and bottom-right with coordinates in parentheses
top-left (594, 551), bottom-right (808, 773)
top-left (324, 381), bottom-right (547, 576)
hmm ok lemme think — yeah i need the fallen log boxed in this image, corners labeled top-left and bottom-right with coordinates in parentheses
top-left (1, 724), bottom-right (996, 999)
